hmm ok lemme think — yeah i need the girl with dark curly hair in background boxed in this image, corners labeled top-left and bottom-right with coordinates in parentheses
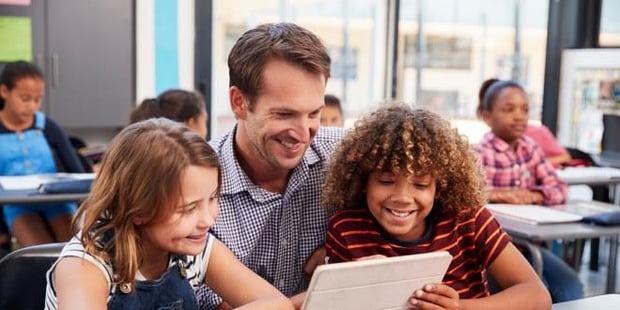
top-left (323, 103), bottom-right (550, 310)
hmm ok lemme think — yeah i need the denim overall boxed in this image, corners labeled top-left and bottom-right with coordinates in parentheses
top-left (0, 112), bottom-right (77, 230)
top-left (0, 112), bottom-right (55, 175)
top-left (107, 258), bottom-right (199, 310)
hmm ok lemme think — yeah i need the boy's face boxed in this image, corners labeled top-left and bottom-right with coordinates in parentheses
top-left (138, 165), bottom-right (219, 257)
top-left (320, 105), bottom-right (344, 127)
top-left (481, 87), bottom-right (529, 146)
top-left (0, 77), bottom-right (44, 125)
top-left (366, 171), bottom-right (436, 242)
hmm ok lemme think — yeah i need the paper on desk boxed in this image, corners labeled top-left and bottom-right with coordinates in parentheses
top-left (557, 167), bottom-right (620, 183)
top-left (0, 173), bottom-right (95, 190)
top-left (487, 204), bottom-right (583, 224)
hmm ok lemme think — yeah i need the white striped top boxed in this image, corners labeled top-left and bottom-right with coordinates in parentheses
top-left (44, 233), bottom-right (213, 309)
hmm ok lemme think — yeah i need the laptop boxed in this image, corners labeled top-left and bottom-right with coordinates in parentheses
top-left (592, 151), bottom-right (620, 168)
top-left (301, 251), bottom-right (452, 310)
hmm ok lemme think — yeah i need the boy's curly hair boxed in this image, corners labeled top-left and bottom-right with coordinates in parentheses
top-left (322, 103), bottom-right (486, 220)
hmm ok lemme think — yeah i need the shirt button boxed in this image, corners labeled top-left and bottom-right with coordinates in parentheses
top-left (25, 160), bottom-right (31, 168)
top-left (22, 147), bottom-right (29, 155)
top-left (280, 239), bottom-right (288, 247)
top-left (18, 133), bottom-right (25, 140)
top-left (278, 279), bottom-right (285, 288)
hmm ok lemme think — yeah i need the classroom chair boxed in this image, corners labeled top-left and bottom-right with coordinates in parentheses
top-left (0, 242), bottom-right (64, 310)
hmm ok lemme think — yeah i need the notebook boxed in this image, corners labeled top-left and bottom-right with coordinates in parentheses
top-left (486, 204), bottom-right (583, 224)
top-left (302, 251), bottom-right (452, 310)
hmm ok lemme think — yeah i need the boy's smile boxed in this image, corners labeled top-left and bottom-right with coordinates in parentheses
top-left (366, 172), bottom-right (436, 242)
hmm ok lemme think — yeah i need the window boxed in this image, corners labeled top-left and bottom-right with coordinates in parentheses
top-left (404, 35), bottom-right (472, 69)
top-left (397, 0), bottom-right (548, 144)
top-left (211, 0), bottom-right (386, 135)
top-left (599, 0), bottom-right (620, 46)
top-left (330, 47), bottom-right (358, 80)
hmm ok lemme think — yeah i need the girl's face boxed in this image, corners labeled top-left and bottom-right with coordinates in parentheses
top-left (481, 87), bottom-right (529, 146)
top-left (139, 165), bottom-right (219, 257)
top-left (186, 110), bottom-right (208, 139)
top-left (366, 171), bottom-right (436, 242)
top-left (0, 77), bottom-right (44, 124)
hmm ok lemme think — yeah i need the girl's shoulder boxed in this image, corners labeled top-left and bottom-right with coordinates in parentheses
top-left (56, 236), bottom-right (115, 285)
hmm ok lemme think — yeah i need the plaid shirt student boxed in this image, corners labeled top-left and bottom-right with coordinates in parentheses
top-left (476, 132), bottom-right (568, 206)
top-left (197, 126), bottom-right (345, 309)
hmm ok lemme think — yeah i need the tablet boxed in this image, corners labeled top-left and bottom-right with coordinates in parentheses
top-left (302, 251), bottom-right (452, 310)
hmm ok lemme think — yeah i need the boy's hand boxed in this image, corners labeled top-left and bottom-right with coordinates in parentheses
top-left (304, 246), bottom-right (326, 278)
top-left (408, 284), bottom-right (460, 309)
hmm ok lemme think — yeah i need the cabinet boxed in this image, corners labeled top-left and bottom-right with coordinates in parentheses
top-left (0, 0), bottom-right (134, 128)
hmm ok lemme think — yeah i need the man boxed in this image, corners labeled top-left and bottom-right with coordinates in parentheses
top-left (199, 22), bottom-right (345, 309)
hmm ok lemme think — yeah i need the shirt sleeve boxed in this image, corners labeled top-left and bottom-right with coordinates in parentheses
top-left (476, 143), bottom-right (501, 191)
top-left (534, 125), bottom-right (567, 157)
top-left (43, 117), bottom-right (85, 173)
top-left (528, 146), bottom-right (568, 205)
top-left (325, 213), bottom-right (353, 264)
top-left (474, 207), bottom-right (512, 268)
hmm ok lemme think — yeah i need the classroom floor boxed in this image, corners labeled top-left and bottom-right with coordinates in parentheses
top-left (579, 238), bottom-right (620, 296)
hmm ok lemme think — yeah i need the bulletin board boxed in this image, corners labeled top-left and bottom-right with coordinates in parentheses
top-left (0, 15), bottom-right (32, 61)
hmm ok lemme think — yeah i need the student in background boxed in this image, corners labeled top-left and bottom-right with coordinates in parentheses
top-left (0, 60), bottom-right (84, 247)
top-left (323, 104), bottom-right (550, 309)
top-left (477, 79), bottom-right (572, 168)
top-left (525, 123), bottom-right (572, 168)
top-left (200, 22), bottom-right (344, 309)
top-left (321, 94), bottom-right (344, 127)
top-left (130, 89), bottom-right (208, 138)
top-left (476, 78), bottom-right (583, 302)
top-left (45, 118), bottom-right (293, 310)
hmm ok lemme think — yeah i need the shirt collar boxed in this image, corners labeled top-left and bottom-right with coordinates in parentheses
top-left (218, 125), bottom-right (323, 197)
top-left (482, 132), bottom-right (534, 154)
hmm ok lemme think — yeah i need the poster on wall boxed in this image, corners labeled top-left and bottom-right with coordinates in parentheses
top-left (0, 0), bottom-right (31, 5)
top-left (0, 16), bottom-right (32, 62)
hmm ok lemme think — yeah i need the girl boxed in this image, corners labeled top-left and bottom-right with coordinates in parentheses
top-left (476, 78), bottom-right (583, 302)
top-left (323, 104), bottom-right (551, 309)
top-left (129, 89), bottom-right (208, 138)
top-left (0, 61), bottom-right (84, 247)
top-left (45, 118), bottom-right (293, 309)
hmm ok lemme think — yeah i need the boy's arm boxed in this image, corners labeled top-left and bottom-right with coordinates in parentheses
top-left (459, 244), bottom-right (551, 310)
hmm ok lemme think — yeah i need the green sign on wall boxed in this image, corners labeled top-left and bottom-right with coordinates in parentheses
top-left (0, 16), bottom-right (32, 62)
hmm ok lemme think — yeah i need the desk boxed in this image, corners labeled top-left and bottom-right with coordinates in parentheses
top-left (492, 202), bottom-right (620, 293)
top-left (557, 167), bottom-right (620, 271)
top-left (0, 189), bottom-right (88, 205)
top-left (551, 294), bottom-right (620, 310)
top-left (557, 167), bottom-right (620, 204)
top-left (0, 173), bottom-right (92, 205)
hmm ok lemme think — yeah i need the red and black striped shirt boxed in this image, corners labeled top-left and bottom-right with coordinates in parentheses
top-left (326, 206), bottom-right (511, 299)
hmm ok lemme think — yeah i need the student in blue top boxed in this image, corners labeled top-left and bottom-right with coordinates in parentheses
top-left (0, 60), bottom-right (84, 247)
top-left (45, 118), bottom-right (293, 310)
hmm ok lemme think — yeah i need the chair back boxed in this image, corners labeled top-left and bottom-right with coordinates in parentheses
top-left (0, 242), bottom-right (64, 310)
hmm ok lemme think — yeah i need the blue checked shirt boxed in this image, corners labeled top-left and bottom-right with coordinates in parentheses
top-left (197, 125), bottom-right (345, 309)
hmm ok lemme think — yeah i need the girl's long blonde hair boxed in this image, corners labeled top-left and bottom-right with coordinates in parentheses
top-left (73, 118), bottom-right (220, 288)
